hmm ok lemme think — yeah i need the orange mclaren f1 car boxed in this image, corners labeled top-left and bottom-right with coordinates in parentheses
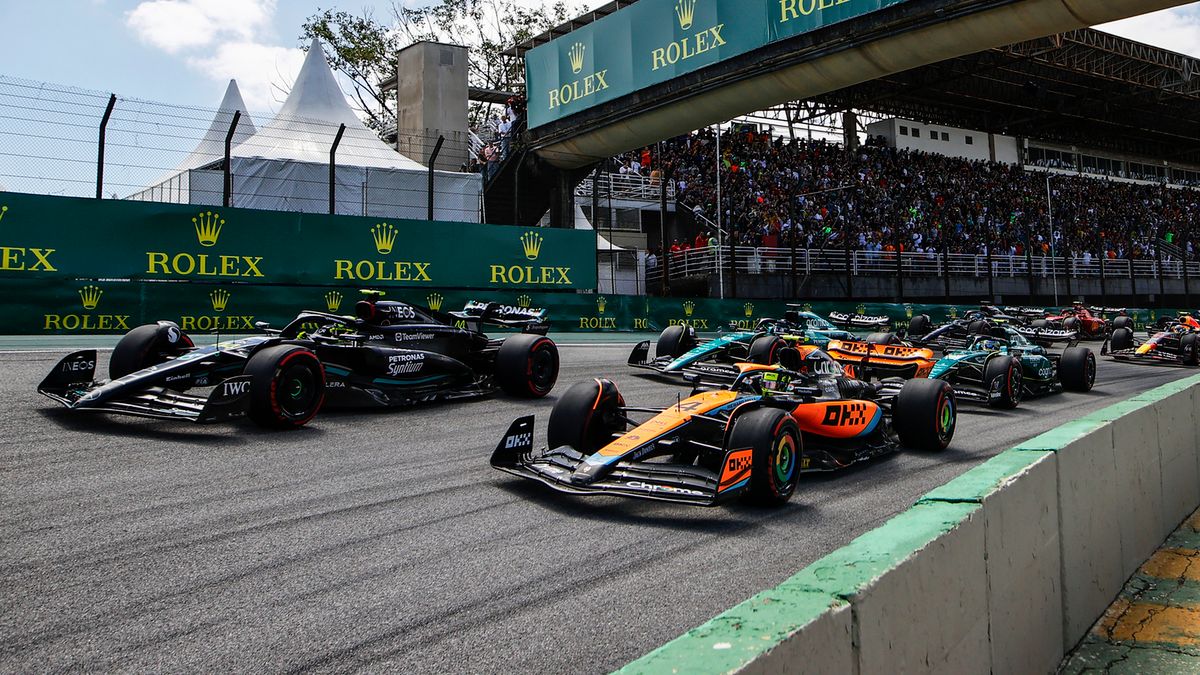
top-left (490, 350), bottom-right (956, 507)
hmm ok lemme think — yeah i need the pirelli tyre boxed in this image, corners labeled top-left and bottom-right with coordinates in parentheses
top-left (547, 378), bottom-right (625, 454)
top-left (892, 378), bottom-right (956, 451)
top-left (1183, 334), bottom-right (1200, 367)
top-left (865, 332), bottom-right (900, 345)
top-left (1063, 316), bottom-right (1080, 332)
top-left (245, 345), bottom-right (325, 429)
top-left (968, 319), bottom-right (994, 336)
top-left (728, 407), bottom-right (801, 506)
top-left (1058, 347), bottom-right (1096, 392)
top-left (983, 355), bottom-right (1022, 409)
top-left (656, 325), bottom-right (695, 360)
top-left (908, 314), bottom-right (932, 337)
top-left (1111, 316), bottom-right (1134, 331)
top-left (748, 335), bottom-right (786, 365)
top-left (1109, 327), bottom-right (1134, 352)
top-left (496, 333), bottom-right (559, 397)
top-left (109, 322), bottom-right (195, 380)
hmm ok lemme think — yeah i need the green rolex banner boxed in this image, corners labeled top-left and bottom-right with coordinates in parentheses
top-left (526, 0), bottom-right (909, 128)
top-left (0, 192), bottom-right (597, 290)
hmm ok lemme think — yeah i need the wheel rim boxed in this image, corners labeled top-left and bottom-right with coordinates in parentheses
top-left (278, 363), bottom-right (318, 417)
top-left (773, 430), bottom-right (798, 491)
top-left (1086, 354), bottom-right (1096, 386)
top-left (1010, 364), bottom-right (1022, 402)
top-left (528, 343), bottom-right (556, 393)
top-left (937, 391), bottom-right (956, 444)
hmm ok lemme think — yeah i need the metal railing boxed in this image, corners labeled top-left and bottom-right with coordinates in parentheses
top-left (645, 246), bottom-right (1200, 283)
top-left (576, 172), bottom-right (675, 202)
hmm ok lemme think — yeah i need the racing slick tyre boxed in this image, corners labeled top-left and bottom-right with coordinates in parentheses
top-left (656, 325), bottom-right (696, 360)
top-left (547, 378), bottom-right (625, 454)
top-left (1109, 327), bottom-right (1134, 352)
top-left (865, 332), bottom-right (899, 345)
top-left (496, 334), bottom-right (559, 397)
top-left (1030, 319), bottom-right (1049, 330)
top-left (109, 322), bottom-right (195, 380)
top-left (1059, 347), bottom-right (1096, 392)
top-left (1111, 316), bottom-right (1134, 331)
top-left (983, 355), bottom-right (1023, 409)
top-left (244, 345), bottom-right (325, 429)
top-left (892, 379), bottom-right (956, 451)
top-left (968, 319), bottom-right (993, 335)
top-left (728, 408), bottom-right (801, 506)
top-left (748, 335), bottom-right (786, 365)
top-left (908, 314), bottom-right (931, 337)
top-left (1182, 334), bottom-right (1200, 367)
top-left (1063, 316), bottom-right (1080, 333)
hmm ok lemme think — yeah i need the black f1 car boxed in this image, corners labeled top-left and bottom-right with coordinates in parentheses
top-left (39, 295), bottom-right (559, 428)
top-left (492, 350), bottom-right (956, 507)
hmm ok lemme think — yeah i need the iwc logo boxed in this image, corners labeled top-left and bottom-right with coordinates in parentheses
top-left (44, 284), bottom-right (131, 331)
top-left (1, 204), bottom-right (59, 273)
top-left (181, 287), bottom-right (255, 331)
top-left (333, 222), bottom-right (432, 283)
top-left (146, 210), bottom-right (265, 279)
top-left (489, 230), bottom-right (572, 286)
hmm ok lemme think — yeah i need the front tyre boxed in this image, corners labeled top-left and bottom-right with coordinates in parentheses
top-left (1109, 327), bottom-right (1134, 352)
top-left (908, 314), bottom-right (931, 337)
top-left (1182, 334), bottom-right (1199, 367)
top-left (983, 355), bottom-right (1022, 409)
top-left (656, 325), bottom-right (695, 360)
top-left (728, 408), bottom-right (801, 506)
top-left (892, 378), bottom-right (956, 451)
top-left (244, 345), bottom-right (325, 429)
top-left (547, 378), bottom-right (625, 454)
top-left (748, 335), bottom-right (786, 365)
top-left (1059, 347), bottom-right (1096, 392)
top-left (496, 334), bottom-right (559, 397)
top-left (109, 322), bottom-right (194, 379)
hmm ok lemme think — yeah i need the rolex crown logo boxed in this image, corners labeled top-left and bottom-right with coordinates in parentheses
top-left (568, 42), bottom-right (586, 75)
top-left (0, 205), bottom-right (8, 224)
top-left (78, 285), bottom-right (103, 310)
top-left (683, 301), bottom-right (695, 317)
top-left (744, 302), bottom-right (754, 317)
top-left (372, 222), bottom-right (398, 255)
top-left (427, 292), bottom-right (444, 312)
top-left (517, 294), bottom-right (532, 309)
top-left (596, 296), bottom-right (607, 314)
top-left (802, 303), bottom-right (813, 312)
top-left (857, 303), bottom-right (867, 316)
top-left (325, 291), bottom-right (343, 312)
top-left (210, 289), bottom-right (231, 312)
top-left (675, 0), bottom-right (696, 30)
top-left (520, 231), bottom-right (544, 260)
top-left (192, 211), bottom-right (224, 247)
top-left (906, 305), bottom-right (914, 318)
top-left (949, 307), bottom-right (958, 319)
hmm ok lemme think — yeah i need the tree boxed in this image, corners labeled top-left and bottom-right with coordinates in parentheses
top-left (301, 1), bottom-right (576, 133)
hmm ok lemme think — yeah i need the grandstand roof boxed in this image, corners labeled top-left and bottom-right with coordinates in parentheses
top-left (804, 28), bottom-right (1200, 164)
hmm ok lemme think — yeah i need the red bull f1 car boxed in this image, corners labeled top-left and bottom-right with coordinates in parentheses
top-left (39, 295), bottom-right (559, 428)
top-left (1104, 314), bottom-right (1200, 366)
top-left (492, 350), bottom-right (956, 507)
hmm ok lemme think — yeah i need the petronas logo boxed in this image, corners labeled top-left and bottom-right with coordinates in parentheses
top-left (675, 0), bottom-right (696, 30)
top-left (325, 291), bottom-right (343, 312)
top-left (371, 223), bottom-right (398, 255)
top-left (521, 231), bottom-right (544, 260)
top-left (210, 288), bottom-right (231, 312)
top-left (192, 211), bottom-right (224, 247)
top-left (426, 292), bottom-right (444, 312)
top-left (78, 285), bottom-right (103, 310)
top-left (518, 294), bottom-right (533, 309)
top-left (569, 43), bottom-right (586, 74)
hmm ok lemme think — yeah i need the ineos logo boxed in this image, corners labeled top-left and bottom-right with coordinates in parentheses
top-left (62, 360), bottom-right (95, 372)
top-left (223, 380), bottom-right (249, 396)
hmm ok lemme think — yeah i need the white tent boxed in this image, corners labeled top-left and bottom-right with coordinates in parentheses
top-left (573, 204), bottom-right (647, 294)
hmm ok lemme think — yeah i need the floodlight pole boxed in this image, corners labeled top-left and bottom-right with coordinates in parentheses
top-left (329, 123), bottom-right (346, 215)
top-left (222, 110), bottom-right (241, 208)
top-left (715, 124), bottom-right (724, 299)
top-left (96, 94), bottom-right (117, 199)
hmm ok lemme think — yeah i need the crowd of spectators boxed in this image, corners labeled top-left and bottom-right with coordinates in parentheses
top-left (630, 127), bottom-right (1200, 265)
top-left (463, 97), bottom-right (526, 178)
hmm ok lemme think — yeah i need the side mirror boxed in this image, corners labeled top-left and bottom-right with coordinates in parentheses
top-left (254, 321), bottom-right (270, 330)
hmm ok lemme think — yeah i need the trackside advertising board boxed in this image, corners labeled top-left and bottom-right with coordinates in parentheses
top-left (0, 192), bottom-right (596, 290)
top-left (525, 0), bottom-right (908, 128)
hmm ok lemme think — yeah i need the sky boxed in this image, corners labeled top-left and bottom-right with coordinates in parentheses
top-left (0, 0), bottom-right (1198, 116)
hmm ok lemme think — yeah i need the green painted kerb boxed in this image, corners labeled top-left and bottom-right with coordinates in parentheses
top-left (616, 501), bottom-right (976, 674)
top-left (919, 449), bottom-right (1052, 505)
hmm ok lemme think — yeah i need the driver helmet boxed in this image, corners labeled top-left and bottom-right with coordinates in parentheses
top-left (1174, 323), bottom-right (1190, 335)
top-left (978, 338), bottom-right (1002, 352)
top-left (801, 350), bottom-right (842, 377)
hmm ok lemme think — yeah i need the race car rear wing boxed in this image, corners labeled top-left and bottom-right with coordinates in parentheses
top-left (453, 301), bottom-right (549, 333)
top-left (828, 311), bottom-right (890, 329)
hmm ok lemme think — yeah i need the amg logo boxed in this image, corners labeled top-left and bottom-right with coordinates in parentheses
top-left (223, 380), bottom-right (249, 396)
top-left (504, 433), bottom-right (532, 449)
top-left (821, 402), bottom-right (869, 427)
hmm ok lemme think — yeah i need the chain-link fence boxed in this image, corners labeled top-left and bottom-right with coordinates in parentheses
top-left (0, 75), bottom-right (482, 222)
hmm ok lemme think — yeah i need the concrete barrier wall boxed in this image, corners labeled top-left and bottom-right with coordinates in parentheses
top-left (618, 373), bottom-right (1200, 675)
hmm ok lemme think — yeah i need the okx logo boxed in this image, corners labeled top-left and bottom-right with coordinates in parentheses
top-left (181, 287), bottom-right (255, 331)
top-left (146, 210), bottom-right (265, 279)
top-left (489, 230), bottom-right (573, 287)
top-left (1, 204), bottom-right (59, 273)
top-left (44, 284), bottom-right (130, 332)
top-left (333, 222), bottom-right (432, 283)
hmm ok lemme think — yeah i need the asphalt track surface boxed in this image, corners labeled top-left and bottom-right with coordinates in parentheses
top-left (2, 343), bottom-right (1194, 673)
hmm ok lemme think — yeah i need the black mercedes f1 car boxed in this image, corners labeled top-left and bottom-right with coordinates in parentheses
top-left (39, 295), bottom-right (559, 428)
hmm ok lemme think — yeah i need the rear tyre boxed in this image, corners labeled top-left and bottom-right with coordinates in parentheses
top-left (656, 325), bottom-right (695, 360)
top-left (983, 355), bottom-right (1022, 409)
top-left (547, 379), bottom-right (625, 454)
top-left (865, 332), bottom-right (899, 345)
top-left (968, 319), bottom-right (992, 335)
top-left (244, 345), bottom-right (325, 429)
top-left (728, 408), bottom-right (801, 506)
top-left (892, 379), bottom-right (956, 451)
top-left (109, 322), bottom-right (194, 380)
top-left (1109, 327), bottom-right (1134, 352)
top-left (908, 314), bottom-right (931, 337)
top-left (748, 335), bottom-right (786, 365)
top-left (496, 333), bottom-right (559, 397)
top-left (1059, 347), bottom-right (1096, 392)
top-left (1111, 316), bottom-right (1134, 331)
top-left (1182, 334), bottom-right (1199, 367)
top-left (1063, 316), bottom-right (1080, 332)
